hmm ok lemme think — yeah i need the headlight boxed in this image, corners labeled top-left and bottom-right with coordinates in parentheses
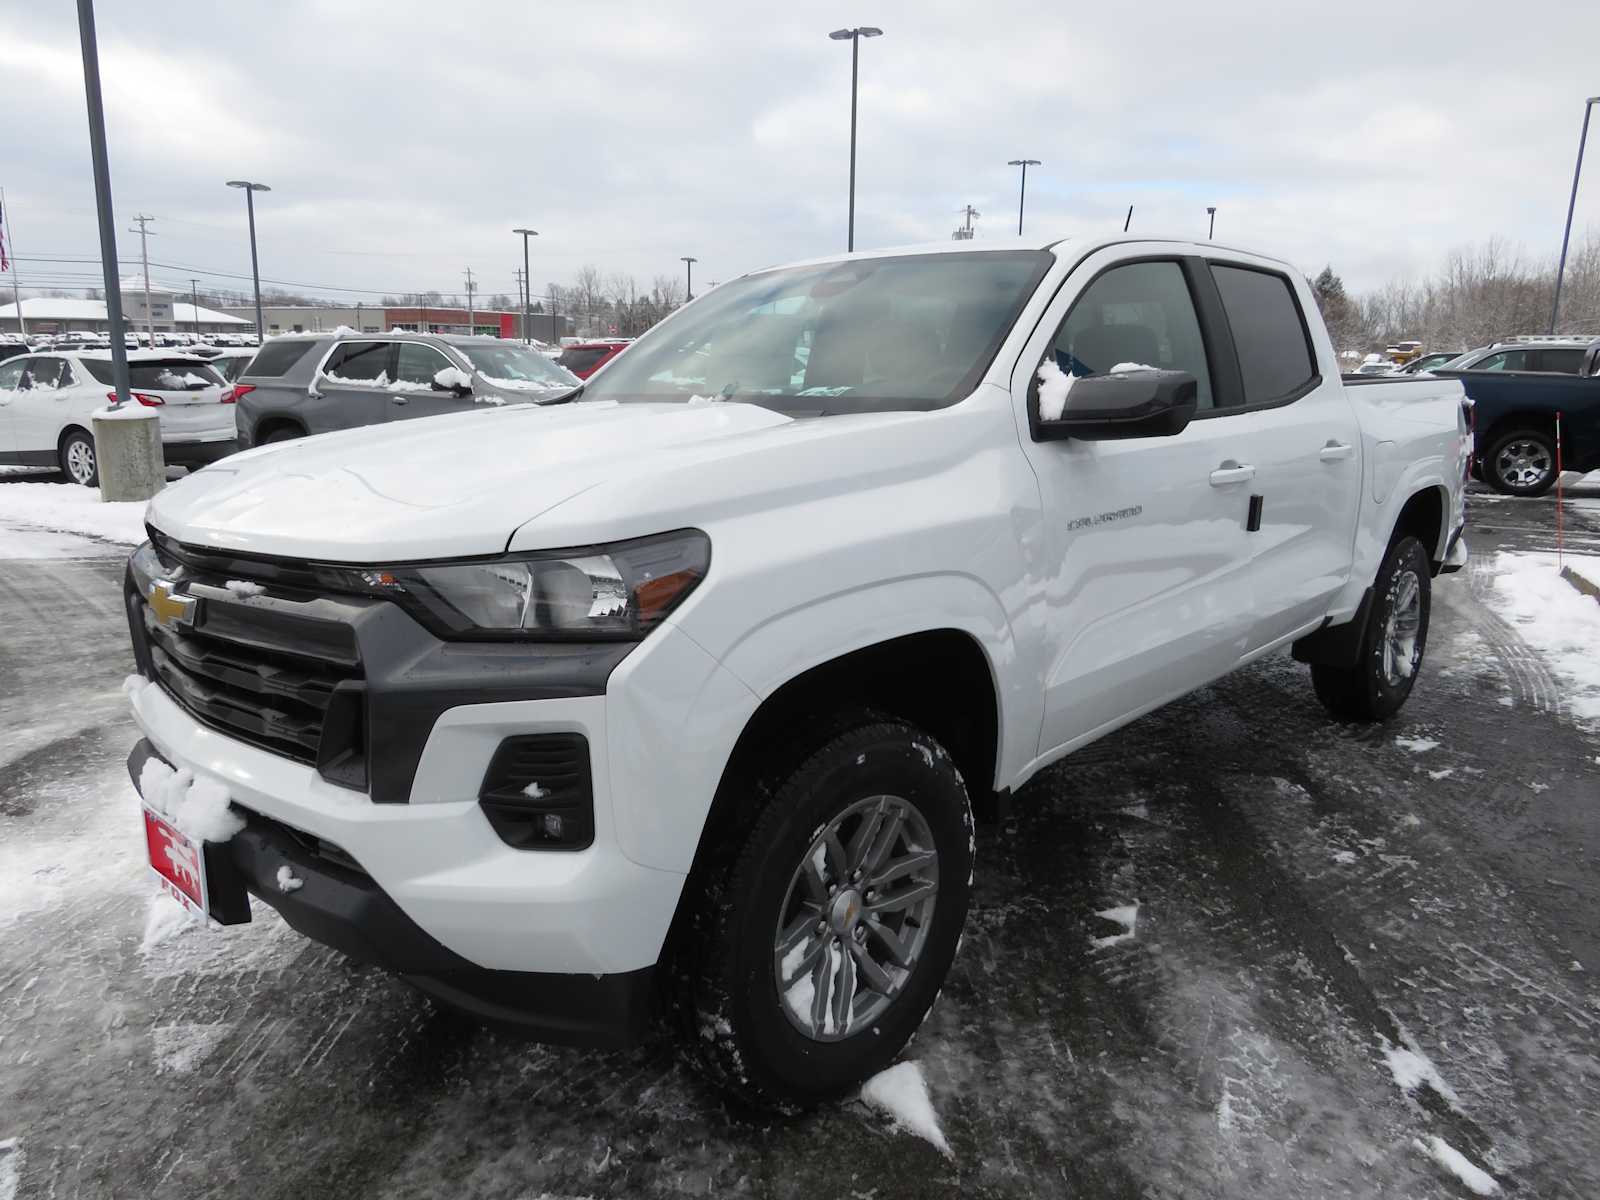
top-left (318, 529), bottom-right (710, 641)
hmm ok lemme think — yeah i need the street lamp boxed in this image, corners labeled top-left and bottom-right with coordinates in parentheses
top-left (1206, 206), bottom-right (1217, 240)
top-left (1007, 159), bottom-right (1041, 236)
top-left (1551, 96), bottom-right (1600, 334)
top-left (681, 256), bottom-right (697, 303)
top-left (828, 26), bottom-right (883, 252)
top-left (75, 0), bottom-right (131, 406)
top-left (513, 228), bottom-right (537, 344)
top-left (226, 180), bottom-right (270, 345)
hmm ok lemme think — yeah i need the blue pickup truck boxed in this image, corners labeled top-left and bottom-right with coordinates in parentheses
top-left (1432, 337), bottom-right (1600, 496)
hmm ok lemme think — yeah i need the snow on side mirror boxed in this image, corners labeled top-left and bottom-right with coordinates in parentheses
top-left (433, 366), bottom-right (474, 396)
top-left (1031, 360), bottom-right (1198, 442)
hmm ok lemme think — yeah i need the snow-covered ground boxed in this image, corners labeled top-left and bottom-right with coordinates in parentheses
top-left (0, 478), bottom-right (149, 544)
top-left (1482, 551), bottom-right (1600, 723)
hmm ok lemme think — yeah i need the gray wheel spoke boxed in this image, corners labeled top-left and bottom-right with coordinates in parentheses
top-left (864, 808), bottom-right (905, 876)
top-left (868, 848), bottom-right (937, 889)
top-left (846, 798), bottom-right (887, 874)
top-left (800, 854), bottom-right (829, 904)
top-left (864, 918), bottom-right (916, 967)
top-left (777, 929), bottom-right (830, 989)
top-left (868, 879), bottom-right (938, 914)
top-left (848, 936), bottom-right (895, 992)
top-left (822, 829), bottom-right (849, 882)
top-left (808, 939), bottom-right (836, 1031)
top-left (831, 939), bottom-right (858, 1034)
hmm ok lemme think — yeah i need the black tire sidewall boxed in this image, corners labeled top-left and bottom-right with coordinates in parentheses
top-left (1485, 429), bottom-right (1557, 497)
top-left (1359, 536), bottom-right (1431, 718)
top-left (262, 428), bottom-right (300, 444)
top-left (721, 727), bottom-right (973, 1105)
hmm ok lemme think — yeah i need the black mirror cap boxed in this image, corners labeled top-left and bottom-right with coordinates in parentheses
top-left (431, 379), bottom-right (473, 397)
top-left (1032, 368), bottom-right (1199, 442)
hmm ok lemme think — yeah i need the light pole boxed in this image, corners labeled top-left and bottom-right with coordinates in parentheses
top-left (681, 256), bottom-right (697, 303)
top-left (828, 26), bottom-right (883, 253)
top-left (1207, 206), bottom-right (1217, 240)
top-left (513, 228), bottom-right (537, 344)
top-left (75, 0), bottom-right (130, 404)
top-left (226, 180), bottom-right (270, 344)
top-left (1551, 96), bottom-right (1600, 334)
top-left (1007, 159), bottom-right (1040, 236)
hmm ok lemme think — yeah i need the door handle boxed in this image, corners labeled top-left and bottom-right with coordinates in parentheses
top-left (390, 396), bottom-right (409, 406)
top-left (1319, 440), bottom-right (1355, 462)
top-left (1209, 461), bottom-right (1255, 487)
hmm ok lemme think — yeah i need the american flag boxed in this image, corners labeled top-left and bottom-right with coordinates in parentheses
top-left (0, 199), bottom-right (8, 272)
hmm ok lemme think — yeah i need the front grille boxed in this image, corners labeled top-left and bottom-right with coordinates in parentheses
top-left (130, 555), bottom-right (367, 785)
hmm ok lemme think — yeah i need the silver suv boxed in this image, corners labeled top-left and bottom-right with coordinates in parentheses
top-left (232, 333), bottom-right (581, 449)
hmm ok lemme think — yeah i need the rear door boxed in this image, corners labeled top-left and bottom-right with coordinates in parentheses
top-left (386, 341), bottom-right (473, 422)
top-left (1205, 261), bottom-right (1363, 649)
top-left (313, 340), bottom-right (397, 432)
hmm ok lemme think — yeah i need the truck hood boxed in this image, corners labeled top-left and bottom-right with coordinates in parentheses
top-left (146, 401), bottom-right (809, 560)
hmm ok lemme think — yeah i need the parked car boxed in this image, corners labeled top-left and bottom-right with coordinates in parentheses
top-left (1353, 361), bottom-right (1398, 375)
top-left (206, 348), bottom-right (257, 383)
top-left (556, 339), bottom-right (629, 379)
top-left (230, 333), bottom-right (580, 448)
top-left (0, 350), bottom-right (235, 485)
top-left (1430, 336), bottom-right (1600, 495)
top-left (123, 235), bottom-right (1468, 1111)
top-left (1398, 351), bottom-right (1465, 374)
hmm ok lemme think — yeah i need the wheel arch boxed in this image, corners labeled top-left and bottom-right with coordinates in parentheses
top-left (252, 414), bottom-right (308, 442)
top-left (1387, 484), bottom-right (1449, 566)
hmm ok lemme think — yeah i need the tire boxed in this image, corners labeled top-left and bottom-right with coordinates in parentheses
top-left (261, 426), bottom-right (301, 445)
top-left (59, 428), bottom-right (99, 488)
top-left (1311, 535), bottom-right (1431, 722)
top-left (1484, 427), bottom-right (1558, 497)
top-left (674, 716), bottom-right (974, 1112)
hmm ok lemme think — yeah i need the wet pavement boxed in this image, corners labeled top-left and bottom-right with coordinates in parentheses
top-left (2, 478), bottom-right (1599, 1199)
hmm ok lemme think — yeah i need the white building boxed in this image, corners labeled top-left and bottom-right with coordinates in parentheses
top-left (0, 276), bottom-right (253, 337)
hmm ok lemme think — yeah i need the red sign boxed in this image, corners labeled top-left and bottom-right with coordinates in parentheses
top-left (143, 807), bottom-right (208, 917)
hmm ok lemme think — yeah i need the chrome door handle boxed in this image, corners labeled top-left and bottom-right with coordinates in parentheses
top-left (390, 396), bottom-right (409, 406)
top-left (1319, 441), bottom-right (1355, 462)
top-left (1209, 462), bottom-right (1255, 487)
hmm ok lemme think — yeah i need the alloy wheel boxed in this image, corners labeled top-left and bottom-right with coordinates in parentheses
top-left (1381, 569), bottom-right (1423, 686)
top-left (1495, 439), bottom-right (1552, 491)
top-left (66, 439), bottom-right (96, 486)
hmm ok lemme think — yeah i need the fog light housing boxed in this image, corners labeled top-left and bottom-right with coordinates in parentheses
top-left (477, 733), bottom-right (594, 850)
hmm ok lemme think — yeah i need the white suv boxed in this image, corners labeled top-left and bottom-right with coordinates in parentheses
top-left (0, 350), bottom-right (236, 485)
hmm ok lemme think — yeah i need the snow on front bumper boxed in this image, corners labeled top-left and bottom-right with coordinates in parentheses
top-left (126, 680), bottom-right (686, 976)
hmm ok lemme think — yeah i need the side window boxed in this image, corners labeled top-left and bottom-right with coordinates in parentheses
top-left (1051, 261), bottom-right (1215, 409)
top-left (1210, 265), bottom-right (1317, 405)
top-left (28, 358), bottom-right (67, 390)
top-left (322, 341), bottom-right (392, 384)
top-left (0, 361), bottom-right (25, 391)
top-left (1535, 348), bottom-right (1583, 374)
top-left (394, 342), bottom-right (452, 387)
top-left (1474, 350), bottom-right (1527, 372)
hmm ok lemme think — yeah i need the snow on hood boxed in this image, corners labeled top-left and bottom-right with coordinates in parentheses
top-left (146, 401), bottom-right (806, 560)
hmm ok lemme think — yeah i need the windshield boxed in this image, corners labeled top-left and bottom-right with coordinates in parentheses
top-left (581, 250), bottom-right (1053, 414)
top-left (457, 342), bottom-right (579, 390)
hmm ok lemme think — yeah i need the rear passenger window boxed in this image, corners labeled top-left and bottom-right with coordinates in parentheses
top-left (1211, 265), bottom-right (1316, 404)
top-left (322, 341), bottom-right (392, 384)
top-left (1536, 348), bottom-right (1583, 374)
top-left (246, 339), bottom-right (315, 378)
top-left (1051, 261), bottom-right (1215, 409)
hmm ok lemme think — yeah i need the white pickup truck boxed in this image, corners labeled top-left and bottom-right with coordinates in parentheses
top-left (123, 234), bottom-right (1469, 1111)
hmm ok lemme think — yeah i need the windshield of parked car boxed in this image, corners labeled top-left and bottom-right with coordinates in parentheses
top-left (580, 250), bottom-right (1054, 414)
top-left (457, 342), bottom-right (580, 391)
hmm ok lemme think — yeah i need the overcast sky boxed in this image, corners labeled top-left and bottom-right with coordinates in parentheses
top-left (1, 0), bottom-right (1597, 308)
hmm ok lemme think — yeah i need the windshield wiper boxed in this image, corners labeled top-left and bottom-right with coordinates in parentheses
top-left (538, 384), bottom-right (584, 405)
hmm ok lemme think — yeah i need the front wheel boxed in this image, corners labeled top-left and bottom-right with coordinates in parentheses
top-left (59, 429), bottom-right (99, 488)
top-left (1311, 535), bottom-right (1431, 721)
top-left (675, 718), bottom-right (974, 1112)
top-left (1484, 428), bottom-right (1558, 497)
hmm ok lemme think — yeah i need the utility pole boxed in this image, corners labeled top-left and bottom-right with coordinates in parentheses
top-left (1, 188), bottom-right (27, 338)
top-left (189, 277), bottom-right (201, 338)
top-left (1551, 96), bottom-right (1599, 333)
top-left (1124, 205), bottom-right (1133, 232)
top-left (75, 0), bottom-right (130, 404)
top-left (681, 256), bottom-right (697, 303)
top-left (129, 213), bottom-right (155, 344)
top-left (463, 266), bottom-right (476, 335)
top-left (1007, 159), bottom-right (1040, 236)
top-left (1207, 206), bottom-right (1217, 240)
top-left (513, 228), bottom-right (537, 345)
top-left (952, 205), bottom-right (980, 240)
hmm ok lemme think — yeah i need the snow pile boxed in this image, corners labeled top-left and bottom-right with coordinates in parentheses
top-left (223, 579), bottom-right (265, 598)
top-left (152, 1022), bottom-right (229, 1075)
top-left (275, 865), bottom-right (303, 893)
top-left (1412, 1136), bottom-right (1499, 1194)
top-left (1486, 552), bottom-right (1600, 722)
top-left (1110, 361), bottom-right (1159, 372)
top-left (1394, 737), bottom-right (1439, 754)
top-left (91, 403), bottom-right (159, 421)
top-left (1036, 359), bottom-right (1076, 421)
top-left (685, 394), bottom-right (722, 407)
top-left (861, 1061), bottom-right (952, 1158)
top-left (433, 366), bottom-right (473, 391)
top-left (522, 781), bottom-right (548, 799)
top-left (0, 480), bottom-right (150, 543)
top-left (138, 757), bottom-right (244, 843)
top-left (141, 893), bottom-right (201, 953)
top-left (0, 1138), bottom-right (22, 1200)
top-left (1090, 901), bottom-right (1140, 948)
top-left (1379, 1031), bottom-right (1462, 1108)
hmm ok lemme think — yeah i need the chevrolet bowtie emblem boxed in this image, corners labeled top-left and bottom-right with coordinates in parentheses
top-left (148, 581), bottom-right (196, 629)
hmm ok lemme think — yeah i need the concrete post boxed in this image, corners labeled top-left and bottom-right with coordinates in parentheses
top-left (91, 405), bottom-right (165, 501)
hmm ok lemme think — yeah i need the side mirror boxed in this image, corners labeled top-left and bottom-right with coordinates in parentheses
top-left (432, 367), bottom-right (474, 397)
top-left (1032, 364), bottom-right (1198, 441)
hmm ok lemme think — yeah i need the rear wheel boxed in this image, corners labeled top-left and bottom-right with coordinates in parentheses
top-left (59, 429), bottom-right (99, 488)
top-left (1484, 428), bottom-right (1558, 497)
top-left (674, 717), bottom-right (974, 1112)
top-left (1311, 535), bottom-right (1431, 721)
top-left (261, 425), bottom-right (301, 445)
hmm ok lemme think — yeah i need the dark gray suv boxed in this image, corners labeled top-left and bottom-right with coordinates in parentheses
top-left (232, 333), bottom-right (581, 449)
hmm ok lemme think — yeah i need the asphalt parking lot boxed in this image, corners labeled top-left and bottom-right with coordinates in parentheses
top-left (2, 480), bottom-right (1598, 1199)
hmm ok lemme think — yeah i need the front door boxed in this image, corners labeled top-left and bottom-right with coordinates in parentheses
top-left (11, 357), bottom-right (71, 454)
top-left (1011, 250), bottom-right (1258, 756)
top-left (387, 341), bottom-right (474, 422)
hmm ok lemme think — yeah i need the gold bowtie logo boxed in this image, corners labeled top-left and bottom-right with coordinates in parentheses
top-left (148, 582), bottom-right (196, 629)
